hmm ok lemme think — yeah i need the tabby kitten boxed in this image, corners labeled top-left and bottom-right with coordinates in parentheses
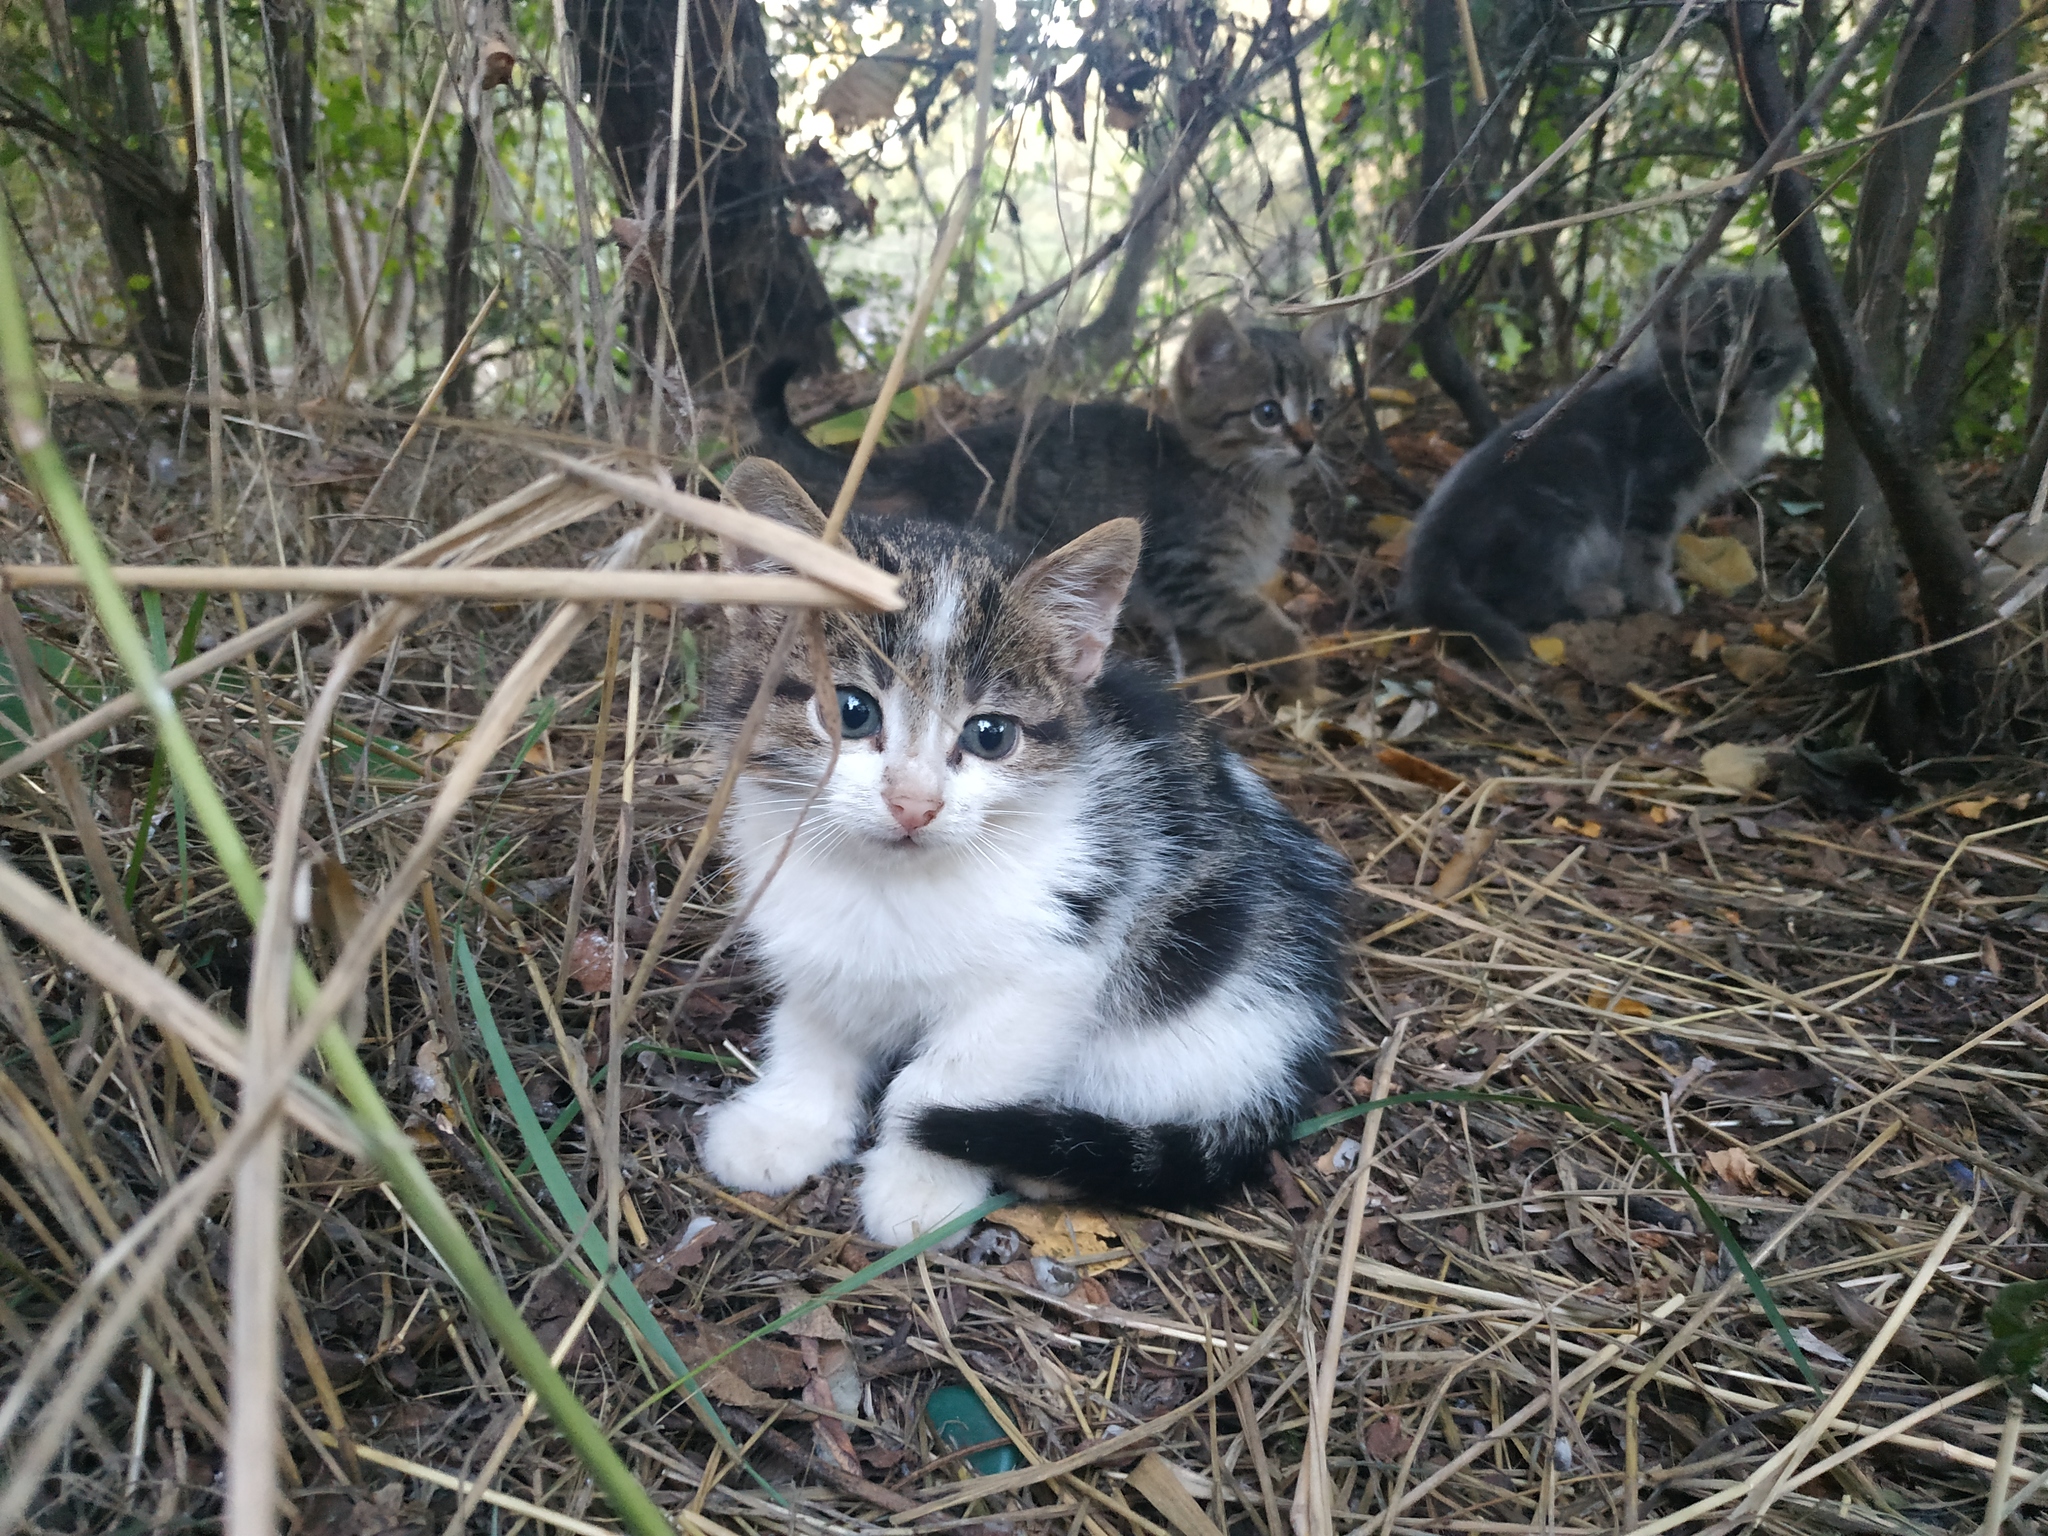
top-left (699, 459), bottom-right (1349, 1245)
top-left (753, 309), bottom-right (1332, 696)
top-left (1400, 270), bottom-right (1812, 661)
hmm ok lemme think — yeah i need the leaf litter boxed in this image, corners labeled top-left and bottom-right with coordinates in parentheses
top-left (1, 407), bottom-right (2045, 1535)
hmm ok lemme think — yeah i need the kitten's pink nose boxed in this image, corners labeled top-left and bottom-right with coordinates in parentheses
top-left (886, 791), bottom-right (942, 833)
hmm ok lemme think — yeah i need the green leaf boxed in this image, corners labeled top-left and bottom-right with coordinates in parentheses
top-left (1979, 1279), bottom-right (2048, 1385)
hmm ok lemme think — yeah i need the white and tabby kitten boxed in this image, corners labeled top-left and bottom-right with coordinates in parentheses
top-left (1401, 269), bottom-right (1813, 660)
top-left (754, 310), bottom-right (1334, 697)
top-left (699, 459), bottom-right (1349, 1245)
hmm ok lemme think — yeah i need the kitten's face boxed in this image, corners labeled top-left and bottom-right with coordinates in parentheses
top-left (1653, 272), bottom-right (1812, 425)
top-left (1170, 310), bottom-right (1331, 487)
top-left (716, 463), bottom-right (1140, 859)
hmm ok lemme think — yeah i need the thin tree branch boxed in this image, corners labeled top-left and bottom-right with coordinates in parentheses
top-left (1508, 0), bottom-right (1902, 454)
top-left (1725, 0), bottom-right (1995, 724)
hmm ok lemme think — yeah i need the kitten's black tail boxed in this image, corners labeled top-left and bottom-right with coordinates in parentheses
top-left (911, 1105), bottom-right (1278, 1209)
top-left (750, 359), bottom-right (858, 504)
top-left (1400, 565), bottom-right (1532, 664)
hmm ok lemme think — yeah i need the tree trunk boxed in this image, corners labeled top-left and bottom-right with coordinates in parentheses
top-left (1411, 0), bottom-right (1498, 440)
top-left (1908, 0), bottom-right (2017, 443)
top-left (1812, 0), bottom-right (1966, 756)
top-left (1728, 0), bottom-right (1995, 749)
top-left (261, 0), bottom-right (320, 379)
top-left (441, 119), bottom-right (481, 411)
top-left (79, 2), bottom-right (202, 387)
top-left (209, 0), bottom-right (269, 390)
top-left (569, 0), bottom-right (836, 392)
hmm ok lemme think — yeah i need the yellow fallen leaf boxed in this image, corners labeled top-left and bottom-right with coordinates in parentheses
top-left (1700, 742), bottom-right (1771, 793)
top-left (1950, 797), bottom-right (1995, 820)
top-left (1751, 620), bottom-right (1799, 649)
top-left (1365, 513), bottom-right (1414, 541)
top-left (1721, 643), bottom-right (1789, 685)
top-left (1690, 629), bottom-right (1727, 661)
top-left (1646, 803), bottom-right (1677, 826)
top-left (1675, 533), bottom-right (1758, 597)
top-left (1666, 917), bottom-right (1694, 935)
top-left (1703, 1146), bottom-right (1760, 1191)
top-left (987, 1205), bottom-right (1129, 1272)
top-left (1587, 990), bottom-right (1653, 1018)
top-left (1367, 386), bottom-right (1417, 406)
top-left (1378, 747), bottom-right (1464, 794)
top-left (1529, 634), bottom-right (1567, 666)
top-left (1715, 906), bottom-right (1745, 927)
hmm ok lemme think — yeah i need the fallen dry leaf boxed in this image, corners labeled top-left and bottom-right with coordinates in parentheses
top-left (1949, 797), bottom-right (1996, 820)
top-left (1586, 991), bottom-right (1653, 1018)
top-left (1750, 620), bottom-right (1800, 649)
top-left (987, 1205), bottom-right (1128, 1271)
top-left (1675, 533), bottom-right (1758, 596)
top-left (816, 52), bottom-right (915, 133)
top-left (1666, 916), bottom-right (1694, 935)
top-left (1529, 634), bottom-right (1567, 665)
top-left (1378, 746), bottom-right (1463, 793)
top-left (1701, 741), bottom-right (1772, 793)
top-left (1550, 816), bottom-right (1603, 838)
top-left (1366, 513), bottom-right (1413, 542)
top-left (1363, 1416), bottom-right (1412, 1463)
top-left (565, 928), bottom-right (615, 993)
top-left (1703, 1145), bottom-right (1760, 1190)
top-left (1429, 827), bottom-right (1497, 899)
top-left (1709, 1067), bottom-right (1829, 1099)
top-left (479, 34), bottom-right (516, 90)
top-left (1721, 644), bottom-right (1790, 685)
top-left (1312, 1137), bottom-right (1360, 1176)
top-left (777, 1291), bottom-right (848, 1341)
top-left (1690, 628), bottom-right (1727, 661)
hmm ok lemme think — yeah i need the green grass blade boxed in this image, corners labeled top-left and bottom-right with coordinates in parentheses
top-left (454, 928), bottom-right (779, 1496)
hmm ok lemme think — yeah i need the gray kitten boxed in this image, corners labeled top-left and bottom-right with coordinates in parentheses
top-left (1401, 270), bottom-right (1813, 660)
top-left (753, 310), bottom-right (1333, 696)
top-left (701, 459), bottom-right (1349, 1243)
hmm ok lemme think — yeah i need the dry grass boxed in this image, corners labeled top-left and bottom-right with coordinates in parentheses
top-left (2, 393), bottom-right (2047, 1536)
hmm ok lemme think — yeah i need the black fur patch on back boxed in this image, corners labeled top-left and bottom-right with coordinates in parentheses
top-left (1056, 888), bottom-right (1107, 933)
top-left (1133, 875), bottom-right (1249, 1013)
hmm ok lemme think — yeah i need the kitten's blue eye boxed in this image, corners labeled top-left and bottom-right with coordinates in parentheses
top-left (1253, 400), bottom-right (1284, 428)
top-left (958, 714), bottom-right (1019, 760)
top-left (1308, 399), bottom-right (1326, 426)
top-left (835, 687), bottom-right (881, 739)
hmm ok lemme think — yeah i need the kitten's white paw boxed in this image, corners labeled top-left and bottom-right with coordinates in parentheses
top-left (859, 1141), bottom-right (991, 1248)
top-left (700, 1090), bottom-right (855, 1195)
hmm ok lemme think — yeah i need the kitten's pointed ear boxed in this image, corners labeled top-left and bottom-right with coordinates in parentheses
top-left (1302, 310), bottom-right (1351, 365)
top-left (721, 458), bottom-right (828, 570)
top-left (1175, 308), bottom-right (1250, 387)
top-left (1017, 517), bottom-right (1142, 687)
